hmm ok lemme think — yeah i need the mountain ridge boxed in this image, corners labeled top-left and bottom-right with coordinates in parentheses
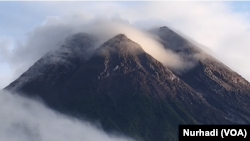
top-left (5, 28), bottom-right (250, 141)
top-left (157, 26), bottom-right (250, 124)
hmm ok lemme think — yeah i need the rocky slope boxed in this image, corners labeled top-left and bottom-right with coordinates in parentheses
top-left (5, 28), bottom-right (250, 141)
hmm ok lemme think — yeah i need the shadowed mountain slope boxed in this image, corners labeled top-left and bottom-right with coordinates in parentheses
top-left (5, 30), bottom-right (250, 141)
top-left (158, 26), bottom-right (250, 123)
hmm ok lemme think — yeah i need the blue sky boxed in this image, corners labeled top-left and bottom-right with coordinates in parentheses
top-left (0, 1), bottom-right (136, 37)
top-left (229, 1), bottom-right (250, 12)
top-left (0, 2), bottom-right (57, 39)
top-left (1, 1), bottom-right (250, 89)
top-left (0, 0), bottom-right (250, 39)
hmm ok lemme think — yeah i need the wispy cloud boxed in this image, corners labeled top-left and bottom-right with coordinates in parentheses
top-left (0, 14), bottom-right (190, 89)
top-left (0, 90), bottom-right (135, 141)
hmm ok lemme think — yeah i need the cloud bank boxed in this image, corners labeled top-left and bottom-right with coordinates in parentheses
top-left (0, 14), bottom-right (188, 89)
top-left (0, 90), bottom-right (135, 141)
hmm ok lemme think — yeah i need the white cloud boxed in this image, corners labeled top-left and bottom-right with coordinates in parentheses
top-left (0, 90), bottom-right (135, 141)
top-left (0, 37), bottom-right (15, 88)
top-left (0, 14), bottom-right (190, 89)
top-left (0, 36), bottom-right (13, 61)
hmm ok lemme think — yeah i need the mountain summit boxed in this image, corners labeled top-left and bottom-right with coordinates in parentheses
top-left (5, 29), bottom-right (250, 141)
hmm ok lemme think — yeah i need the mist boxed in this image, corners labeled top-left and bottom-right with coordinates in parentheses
top-left (0, 14), bottom-right (192, 89)
top-left (81, 18), bottom-right (190, 70)
top-left (0, 90), bottom-right (136, 141)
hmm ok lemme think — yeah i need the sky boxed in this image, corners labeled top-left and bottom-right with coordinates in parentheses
top-left (1, 1), bottom-right (250, 89)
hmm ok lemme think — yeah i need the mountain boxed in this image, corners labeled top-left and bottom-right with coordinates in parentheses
top-left (5, 27), bottom-right (250, 141)
top-left (158, 26), bottom-right (250, 123)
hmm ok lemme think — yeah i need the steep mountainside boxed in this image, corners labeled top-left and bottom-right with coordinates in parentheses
top-left (5, 33), bottom-right (235, 141)
top-left (158, 26), bottom-right (250, 124)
